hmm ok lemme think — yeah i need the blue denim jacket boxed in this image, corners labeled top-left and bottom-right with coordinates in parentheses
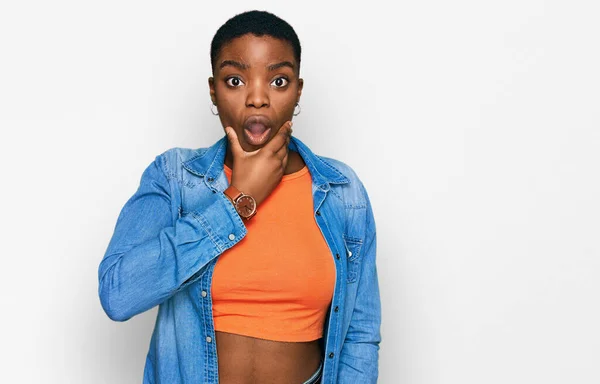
top-left (98, 135), bottom-right (381, 383)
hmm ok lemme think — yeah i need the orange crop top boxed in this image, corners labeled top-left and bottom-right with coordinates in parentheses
top-left (210, 163), bottom-right (336, 342)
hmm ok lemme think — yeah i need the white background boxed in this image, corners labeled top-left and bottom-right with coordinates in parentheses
top-left (1, 1), bottom-right (599, 383)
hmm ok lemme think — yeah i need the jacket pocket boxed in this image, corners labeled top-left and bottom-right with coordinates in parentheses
top-left (342, 235), bottom-right (363, 283)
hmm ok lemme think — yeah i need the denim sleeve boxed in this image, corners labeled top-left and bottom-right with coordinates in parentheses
top-left (98, 154), bottom-right (247, 322)
top-left (338, 181), bottom-right (382, 383)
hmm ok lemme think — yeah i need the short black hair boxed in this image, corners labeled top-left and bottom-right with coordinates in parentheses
top-left (210, 10), bottom-right (302, 76)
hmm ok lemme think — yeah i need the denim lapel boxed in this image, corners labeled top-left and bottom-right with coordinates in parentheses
top-left (182, 135), bottom-right (349, 191)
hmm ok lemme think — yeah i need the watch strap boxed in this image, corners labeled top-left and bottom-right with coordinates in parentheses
top-left (224, 184), bottom-right (243, 203)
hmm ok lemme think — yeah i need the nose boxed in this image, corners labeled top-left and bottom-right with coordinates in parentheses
top-left (245, 79), bottom-right (269, 109)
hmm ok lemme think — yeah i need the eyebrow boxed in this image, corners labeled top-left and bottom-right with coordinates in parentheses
top-left (219, 60), bottom-right (295, 71)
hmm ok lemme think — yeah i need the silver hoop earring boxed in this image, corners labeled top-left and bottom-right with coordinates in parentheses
top-left (293, 103), bottom-right (301, 116)
top-left (210, 103), bottom-right (219, 116)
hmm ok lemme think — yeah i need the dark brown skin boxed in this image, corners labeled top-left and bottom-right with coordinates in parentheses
top-left (208, 34), bottom-right (322, 383)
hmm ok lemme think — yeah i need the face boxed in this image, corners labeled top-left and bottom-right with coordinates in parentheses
top-left (208, 33), bottom-right (303, 153)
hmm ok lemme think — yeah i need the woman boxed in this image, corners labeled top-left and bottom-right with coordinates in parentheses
top-left (98, 10), bottom-right (381, 384)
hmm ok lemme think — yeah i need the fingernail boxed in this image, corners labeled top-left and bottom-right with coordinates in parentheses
top-left (289, 121), bottom-right (293, 128)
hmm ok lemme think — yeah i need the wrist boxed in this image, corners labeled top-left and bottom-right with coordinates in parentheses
top-left (230, 182), bottom-right (261, 206)
top-left (223, 184), bottom-right (258, 220)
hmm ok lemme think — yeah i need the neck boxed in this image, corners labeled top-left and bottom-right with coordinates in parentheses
top-left (224, 148), bottom-right (305, 175)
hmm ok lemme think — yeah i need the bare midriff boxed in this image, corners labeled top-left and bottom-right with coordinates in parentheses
top-left (215, 331), bottom-right (322, 384)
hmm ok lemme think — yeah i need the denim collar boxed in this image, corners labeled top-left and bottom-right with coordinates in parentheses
top-left (182, 135), bottom-right (349, 190)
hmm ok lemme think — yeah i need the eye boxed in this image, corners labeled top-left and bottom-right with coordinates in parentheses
top-left (225, 76), bottom-right (245, 87)
top-left (271, 77), bottom-right (289, 88)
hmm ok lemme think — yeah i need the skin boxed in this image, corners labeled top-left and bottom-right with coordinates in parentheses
top-left (209, 34), bottom-right (306, 176)
top-left (208, 34), bottom-right (322, 383)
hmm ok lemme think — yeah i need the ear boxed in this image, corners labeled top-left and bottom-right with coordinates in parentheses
top-left (208, 77), bottom-right (216, 104)
top-left (296, 78), bottom-right (304, 104)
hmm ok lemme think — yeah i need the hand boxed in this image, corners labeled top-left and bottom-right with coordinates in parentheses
top-left (224, 120), bottom-right (293, 207)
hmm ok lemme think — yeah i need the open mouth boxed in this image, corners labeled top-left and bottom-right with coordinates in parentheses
top-left (243, 123), bottom-right (271, 145)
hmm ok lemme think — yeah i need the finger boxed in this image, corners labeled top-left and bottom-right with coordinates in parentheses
top-left (275, 131), bottom-right (291, 159)
top-left (281, 151), bottom-right (289, 171)
top-left (265, 121), bottom-right (292, 153)
top-left (225, 127), bottom-right (244, 156)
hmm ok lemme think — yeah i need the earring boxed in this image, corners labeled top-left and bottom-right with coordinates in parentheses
top-left (293, 102), bottom-right (301, 116)
top-left (210, 103), bottom-right (219, 116)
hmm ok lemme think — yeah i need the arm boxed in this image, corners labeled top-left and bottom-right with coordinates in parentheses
top-left (338, 181), bottom-right (382, 383)
top-left (98, 154), bottom-right (247, 322)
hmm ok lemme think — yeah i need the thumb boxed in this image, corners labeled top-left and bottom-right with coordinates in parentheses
top-left (225, 127), bottom-right (243, 155)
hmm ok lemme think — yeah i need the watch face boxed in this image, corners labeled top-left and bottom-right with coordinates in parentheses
top-left (235, 195), bottom-right (256, 218)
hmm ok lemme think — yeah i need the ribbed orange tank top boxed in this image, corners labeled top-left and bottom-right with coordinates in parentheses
top-left (211, 162), bottom-right (336, 342)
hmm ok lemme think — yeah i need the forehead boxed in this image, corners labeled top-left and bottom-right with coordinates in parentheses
top-left (217, 34), bottom-right (295, 66)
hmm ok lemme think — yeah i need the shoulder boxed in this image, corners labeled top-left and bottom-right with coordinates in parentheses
top-left (317, 155), bottom-right (369, 208)
top-left (159, 146), bottom-right (208, 165)
top-left (143, 146), bottom-right (210, 188)
top-left (153, 146), bottom-right (207, 171)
